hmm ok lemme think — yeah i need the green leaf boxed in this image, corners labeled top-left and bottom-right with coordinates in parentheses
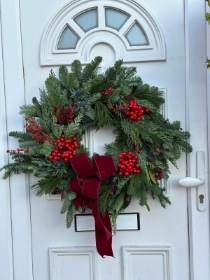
top-left (85, 107), bottom-right (96, 120)
top-left (149, 171), bottom-right (157, 184)
top-left (64, 114), bottom-right (83, 138)
top-left (39, 140), bottom-right (54, 157)
top-left (115, 197), bottom-right (124, 214)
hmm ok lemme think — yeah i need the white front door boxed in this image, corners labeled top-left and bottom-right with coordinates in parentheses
top-left (0, 0), bottom-right (209, 279)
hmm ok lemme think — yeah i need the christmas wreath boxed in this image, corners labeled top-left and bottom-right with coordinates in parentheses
top-left (1, 57), bottom-right (192, 257)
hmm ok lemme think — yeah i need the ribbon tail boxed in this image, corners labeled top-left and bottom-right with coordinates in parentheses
top-left (91, 201), bottom-right (114, 258)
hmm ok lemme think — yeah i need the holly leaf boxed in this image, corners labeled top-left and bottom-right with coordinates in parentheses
top-left (149, 171), bottom-right (157, 184)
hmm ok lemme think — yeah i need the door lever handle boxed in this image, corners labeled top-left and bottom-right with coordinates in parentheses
top-left (179, 177), bottom-right (205, 188)
top-left (178, 150), bottom-right (206, 212)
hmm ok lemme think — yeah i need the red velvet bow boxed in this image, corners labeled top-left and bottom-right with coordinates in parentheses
top-left (69, 152), bottom-right (116, 257)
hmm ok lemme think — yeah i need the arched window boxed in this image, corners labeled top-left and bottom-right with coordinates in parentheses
top-left (40, 0), bottom-right (166, 65)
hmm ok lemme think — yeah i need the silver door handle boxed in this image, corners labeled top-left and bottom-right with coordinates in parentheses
top-left (178, 150), bottom-right (206, 211)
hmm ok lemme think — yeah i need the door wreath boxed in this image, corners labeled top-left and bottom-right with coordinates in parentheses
top-left (0, 57), bottom-right (192, 257)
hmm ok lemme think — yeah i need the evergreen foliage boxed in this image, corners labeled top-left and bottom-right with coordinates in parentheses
top-left (206, 1), bottom-right (210, 68)
top-left (0, 57), bottom-right (192, 230)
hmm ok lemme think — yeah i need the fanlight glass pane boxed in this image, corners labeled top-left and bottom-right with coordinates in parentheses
top-left (58, 26), bottom-right (80, 49)
top-left (125, 22), bottom-right (148, 46)
top-left (74, 9), bottom-right (98, 32)
top-left (105, 8), bottom-right (129, 30)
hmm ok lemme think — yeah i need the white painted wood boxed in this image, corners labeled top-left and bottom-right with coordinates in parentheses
top-left (0, 12), bottom-right (13, 280)
top-left (75, 214), bottom-right (140, 231)
top-left (0, 0), bottom-right (209, 279)
top-left (179, 151), bottom-right (207, 210)
top-left (0, 0), bottom-right (33, 279)
top-left (179, 151), bottom-right (205, 188)
top-left (122, 245), bottom-right (172, 280)
top-left (19, 0), bottom-right (202, 279)
top-left (40, 0), bottom-right (166, 66)
top-left (185, 0), bottom-right (210, 279)
top-left (159, 89), bottom-right (168, 118)
top-left (196, 151), bottom-right (206, 211)
top-left (49, 247), bottom-right (98, 280)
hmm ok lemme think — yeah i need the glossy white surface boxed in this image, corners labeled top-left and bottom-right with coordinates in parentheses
top-left (179, 177), bottom-right (205, 188)
top-left (40, 0), bottom-right (166, 66)
top-left (0, 0), bottom-right (209, 279)
top-left (75, 214), bottom-right (139, 231)
top-left (179, 150), bottom-right (207, 211)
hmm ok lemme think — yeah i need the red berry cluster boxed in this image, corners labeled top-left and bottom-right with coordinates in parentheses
top-left (142, 106), bottom-right (150, 113)
top-left (125, 100), bottom-right (145, 121)
top-left (53, 106), bottom-right (74, 125)
top-left (6, 148), bottom-right (29, 153)
top-left (25, 116), bottom-right (49, 143)
top-left (147, 158), bottom-right (154, 164)
top-left (118, 152), bottom-right (140, 176)
top-left (153, 167), bottom-right (163, 180)
top-left (124, 94), bottom-right (135, 101)
top-left (51, 187), bottom-right (63, 195)
top-left (101, 87), bottom-right (114, 96)
top-left (111, 104), bottom-right (128, 113)
top-left (48, 135), bottom-right (78, 162)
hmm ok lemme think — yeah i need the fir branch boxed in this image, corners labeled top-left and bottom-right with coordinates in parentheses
top-left (85, 106), bottom-right (96, 120)
top-left (120, 119), bottom-right (140, 143)
top-left (71, 59), bottom-right (82, 83)
top-left (94, 101), bottom-right (113, 128)
top-left (18, 140), bottom-right (39, 149)
top-left (45, 70), bottom-right (66, 107)
top-left (59, 66), bottom-right (79, 97)
top-left (61, 192), bottom-right (76, 214)
top-left (9, 131), bottom-right (32, 141)
top-left (81, 56), bottom-right (102, 83)
top-left (51, 118), bottom-right (64, 139)
top-left (32, 176), bottom-right (63, 196)
top-left (39, 140), bottom-right (54, 157)
top-left (98, 183), bottom-right (110, 215)
top-left (64, 114), bottom-right (83, 139)
top-left (1, 161), bottom-right (32, 178)
top-left (66, 204), bottom-right (76, 228)
top-left (19, 104), bottom-right (38, 117)
top-left (108, 191), bottom-right (126, 213)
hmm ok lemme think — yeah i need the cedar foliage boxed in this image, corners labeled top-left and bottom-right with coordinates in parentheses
top-left (0, 57), bottom-right (192, 230)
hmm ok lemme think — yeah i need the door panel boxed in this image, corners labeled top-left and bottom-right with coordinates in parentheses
top-left (1, 0), bottom-right (207, 279)
top-left (21, 1), bottom-right (189, 280)
top-left (21, 1), bottom-right (187, 279)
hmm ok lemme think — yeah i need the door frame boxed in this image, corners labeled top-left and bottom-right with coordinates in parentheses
top-left (0, 1), bottom-right (33, 279)
top-left (0, 0), bottom-right (209, 279)
top-left (186, 1), bottom-right (210, 279)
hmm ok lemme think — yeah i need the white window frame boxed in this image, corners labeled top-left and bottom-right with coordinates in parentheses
top-left (40, 0), bottom-right (166, 66)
